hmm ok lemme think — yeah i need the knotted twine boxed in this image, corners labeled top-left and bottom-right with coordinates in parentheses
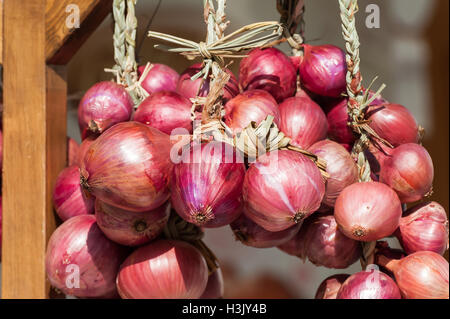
top-left (277, 0), bottom-right (306, 56)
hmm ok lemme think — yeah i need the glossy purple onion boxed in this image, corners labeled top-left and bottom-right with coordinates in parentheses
top-left (138, 63), bottom-right (179, 95)
top-left (326, 98), bottom-right (355, 145)
top-left (315, 274), bottom-right (350, 299)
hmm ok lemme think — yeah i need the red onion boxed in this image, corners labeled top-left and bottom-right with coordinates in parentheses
top-left (171, 142), bottom-right (245, 227)
top-left (374, 241), bottom-right (406, 276)
top-left (299, 44), bottom-right (347, 98)
top-left (290, 55), bottom-right (302, 71)
top-left (366, 103), bottom-right (419, 147)
top-left (239, 47), bottom-right (297, 102)
top-left (67, 137), bottom-right (80, 166)
top-left (365, 141), bottom-right (393, 177)
top-left (243, 150), bottom-right (325, 232)
top-left (80, 121), bottom-right (173, 212)
top-left (378, 251), bottom-right (449, 299)
top-left (308, 140), bottom-right (358, 207)
top-left (380, 143), bottom-right (434, 203)
top-left (95, 199), bottom-right (170, 246)
top-left (277, 216), bottom-right (310, 260)
top-left (224, 89), bottom-right (280, 135)
top-left (200, 267), bottom-right (224, 299)
top-left (334, 182), bottom-right (402, 241)
top-left (53, 166), bottom-right (95, 221)
top-left (116, 239), bottom-right (208, 299)
top-left (77, 135), bottom-right (96, 166)
top-left (304, 214), bottom-right (361, 269)
top-left (326, 98), bottom-right (356, 146)
top-left (396, 201), bottom-right (449, 255)
top-left (78, 81), bottom-right (133, 139)
top-left (315, 274), bottom-right (350, 299)
top-left (45, 215), bottom-right (128, 298)
top-left (278, 95), bottom-right (328, 149)
top-left (231, 214), bottom-right (301, 248)
top-left (138, 63), bottom-right (179, 95)
top-left (336, 268), bottom-right (402, 299)
top-left (133, 91), bottom-right (192, 135)
top-left (177, 63), bottom-right (239, 102)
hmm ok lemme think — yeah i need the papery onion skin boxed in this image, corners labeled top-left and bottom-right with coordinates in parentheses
top-left (68, 137), bottom-right (80, 166)
top-left (305, 214), bottom-right (361, 269)
top-left (299, 44), bottom-right (347, 98)
top-left (315, 274), bottom-right (350, 299)
top-left (336, 269), bottom-right (402, 299)
top-left (309, 140), bottom-right (358, 207)
top-left (279, 95), bottom-right (328, 149)
top-left (116, 239), bottom-right (208, 299)
top-left (231, 214), bottom-right (301, 248)
top-left (95, 200), bottom-right (170, 246)
top-left (224, 89), bottom-right (280, 135)
top-left (239, 47), bottom-right (297, 102)
top-left (45, 215), bottom-right (129, 298)
top-left (77, 135), bottom-right (96, 166)
top-left (171, 142), bottom-right (245, 228)
top-left (138, 63), bottom-right (179, 95)
top-left (200, 267), bottom-right (225, 299)
top-left (366, 103), bottom-right (419, 147)
top-left (334, 182), bottom-right (402, 241)
top-left (364, 141), bottom-right (393, 177)
top-left (379, 251), bottom-right (449, 299)
top-left (326, 98), bottom-right (356, 146)
top-left (177, 63), bottom-right (239, 102)
top-left (243, 150), bottom-right (325, 232)
top-left (78, 81), bottom-right (133, 139)
top-left (53, 166), bottom-right (95, 221)
top-left (380, 143), bottom-right (434, 203)
top-left (80, 121), bottom-right (173, 212)
top-left (133, 91), bottom-right (192, 135)
top-left (374, 241), bottom-right (406, 276)
top-left (396, 201), bottom-right (449, 255)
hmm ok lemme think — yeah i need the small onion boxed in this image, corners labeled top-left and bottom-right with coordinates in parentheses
top-left (53, 166), bottom-right (95, 221)
top-left (224, 89), bottom-right (280, 135)
top-left (315, 274), bottom-right (350, 299)
top-left (380, 143), bottom-right (434, 203)
top-left (133, 91), bottom-right (192, 134)
top-left (308, 140), bottom-right (358, 207)
top-left (396, 201), bottom-right (449, 255)
top-left (374, 241), bottom-right (406, 276)
top-left (378, 251), bottom-right (449, 299)
top-left (239, 47), bottom-right (297, 102)
top-left (334, 182), bottom-right (402, 241)
top-left (80, 122), bottom-right (173, 212)
top-left (200, 267), bottom-right (225, 299)
top-left (231, 214), bottom-right (301, 248)
top-left (299, 44), bottom-right (347, 98)
top-left (78, 81), bottom-right (133, 139)
top-left (77, 135), bottom-right (96, 166)
top-left (364, 141), bottom-right (393, 177)
top-left (116, 239), bottom-right (208, 299)
top-left (95, 199), bottom-right (170, 246)
top-left (277, 216), bottom-right (310, 260)
top-left (171, 142), bottom-right (245, 227)
top-left (67, 137), bottom-right (80, 166)
top-left (366, 103), bottom-right (419, 147)
top-left (45, 215), bottom-right (128, 298)
top-left (243, 150), bottom-right (325, 232)
top-left (138, 63), bottom-right (179, 95)
top-left (278, 94), bottom-right (328, 149)
top-left (326, 98), bottom-right (356, 146)
top-left (336, 268), bottom-right (402, 299)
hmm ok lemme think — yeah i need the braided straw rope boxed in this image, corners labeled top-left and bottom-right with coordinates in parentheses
top-left (277, 0), bottom-right (305, 55)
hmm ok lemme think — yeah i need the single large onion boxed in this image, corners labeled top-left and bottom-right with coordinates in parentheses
top-left (53, 166), bottom-right (95, 221)
top-left (116, 239), bottom-right (208, 299)
top-left (334, 182), bottom-right (402, 241)
top-left (315, 274), bottom-right (350, 299)
top-left (224, 89), bottom-right (280, 135)
top-left (366, 103), bottom-right (419, 147)
top-left (396, 201), bottom-right (449, 255)
top-left (177, 63), bottom-right (239, 102)
top-left (231, 214), bottom-right (301, 248)
top-left (380, 143), bottom-right (434, 203)
top-left (304, 214), bottom-right (361, 269)
top-left (67, 137), bottom-right (80, 166)
top-left (45, 215), bottom-right (128, 298)
top-left (171, 142), bottom-right (245, 227)
top-left (378, 251), bottom-right (449, 299)
top-left (239, 47), bottom-right (297, 102)
top-left (133, 91), bottom-right (192, 135)
top-left (309, 140), bottom-right (358, 207)
top-left (299, 44), bottom-right (347, 97)
top-left (80, 122), bottom-right (173, 212)
top-left (336, 268), bottom-right (402, 299)
top-left (78, 81), bottom-right (133, 139)
top-left (95, 199), bottom-right (170, 246)
top-left (200, 267), bottom-right (224, 299)
top-left (243, 150), bottom-right (325, 232)
top-left (138, 63), bottom-right (179, 95)
top-left (278, 93), bottom-right (328, 149)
